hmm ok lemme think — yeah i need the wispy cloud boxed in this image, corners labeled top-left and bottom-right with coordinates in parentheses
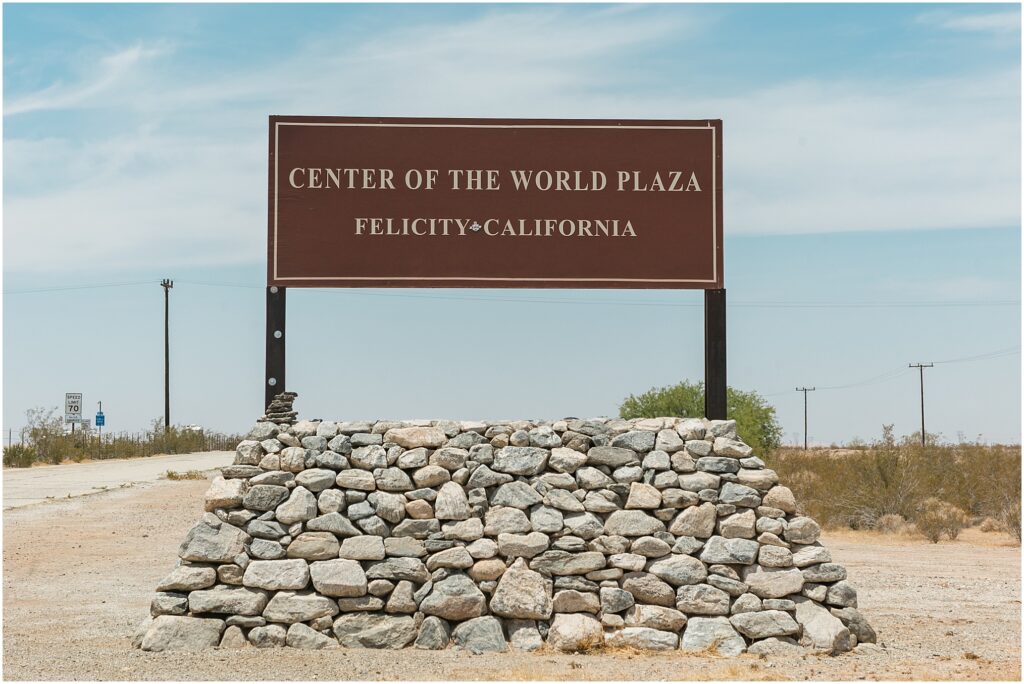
top-left (916, 8), bottom-right (1021, 35)
top-left (5, 43), bottom-right (169, 116)
top-left (3, 6), bottom-right (1020, 273)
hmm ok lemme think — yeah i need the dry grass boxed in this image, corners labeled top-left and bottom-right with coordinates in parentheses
top-left (164, 469), bottom-right (208, 481)
top-left (768, 434), bottom-right (1020, 540)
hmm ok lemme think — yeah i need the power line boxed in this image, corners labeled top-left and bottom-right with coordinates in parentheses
top-left (4, 278), bottom-right (1019, 310)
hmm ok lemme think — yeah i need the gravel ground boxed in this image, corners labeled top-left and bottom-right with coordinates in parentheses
top-left (3, 476), bottom-right (1020, 681)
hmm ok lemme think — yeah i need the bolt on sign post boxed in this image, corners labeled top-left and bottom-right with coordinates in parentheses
top-left (266, 117), bottom-right (726, 417)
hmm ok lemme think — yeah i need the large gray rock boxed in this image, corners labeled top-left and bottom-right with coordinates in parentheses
top-left (156, 566), bottom-right (216, 592)
top-left (646, 554), bottom-right (707, 586)
top-left (204, 476), bottom-right (246, 511)
top-left (333, 613), bottom-right (418, 649)
top-left (624, 604), bottom-right (687, 632)
top-left (611, 430), bottom-right (656, 452)
top-left (287, 532), bottom-right (340, 561)
top-left (718, 482), bottom-right (761, 507)
top-left (552, 589), bottom-right (600, 614)
top-left (414, 616), bottom-right (451, 650)
top-left (339, 536), bottom-right (386, 561)
top-left (622, 572), bottom-right (676, 607)
top-left (546, 613), bottom-right (603, 652)
top-left (506, 619), bottom-right (543, 651)
top-left (606, 627), bottom-right (678, 651)
top-left (275, 486), bottom-right (318, 525)
top-left (529, 551), bottom-right (606, 576)
top-left (178, 515), bottom-right (249, 563)
top-left (248, 624), bottom-right (287, 648)
top-left (493, 447), bottom-right (549, 475)
top-left (309, 559), bottom-right (367, 597)
top-left (600, 587), bottom-right (635, 614)
top-left (140, 615), bottom-right (224, 652)
top-left (675, 584), bottom-right (730, 615)
top-left (785, 517), bottom-right (822, 544)
top-left (433, 482), bottom-right (470, 520)
top-left (762, 485), bottom-right (797, 513)
top-left (549, 447), bottom-right (588, 474)
top-left (668, 502), bottom-right (717, 538)
top-left (803, 563), bottom-right (847, 583)
top-left (699, 536), bottom-right (760, 565)
top-left (586, 446), bottom-right (636, 467)
top-left (624, 483), bottom-right (662, 509)
top-left (385, 427), bottom-right (446, 449)
top-left (306, 512), bottom-right (361, 537)
top-left (261, 591), bottom-right (339, 623)
top-left (484, 507), bottom-right (532, 535)
top-left (794, 596), bottom-right (854, 654)
top-left (603, 510), bottom-right (666, 537)
top-left (285, 622), bottom-right (338, 649)
top-left (242, 559), bottom-right (310, 591)
top-left (420, 573), bottom-right (487, 620)
top-left (680, 616), bottom-right (746, 656)
top-left (188, 586), bottom-right (268, 616)
top-left (831, 606), bottom-right (876, 643)
top-left (491, 481), bottom-right (543, 509)
top-left (364, 557), bottom-right (430, 583)
top-left (742, 566), bottom-right (805, 599)
top-left (451, 616), bottom-right (508, 653)
top-left (729, 610), bottom-right (800, 638)
top-left (497, 532), bottom-right (549, 559)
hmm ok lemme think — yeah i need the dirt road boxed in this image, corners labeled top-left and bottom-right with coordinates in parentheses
top-left (3, 477), bottom-right (1020, 680)
top-left (2, 451), bottom-right (233, 509)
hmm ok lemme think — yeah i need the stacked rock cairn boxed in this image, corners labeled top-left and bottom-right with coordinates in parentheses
top-left (136, 414), bottom-right (877, 654)
top-left (259, 392), bottom-right (298, 426)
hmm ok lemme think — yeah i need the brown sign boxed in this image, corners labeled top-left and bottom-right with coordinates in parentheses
top-left (268, 117), bottom-right (722, 289)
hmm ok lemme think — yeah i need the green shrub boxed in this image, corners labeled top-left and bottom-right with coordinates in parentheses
top-left (3, 444), bottom-right (37, 468)
top-left (619, 380), bottom-right (782, 456)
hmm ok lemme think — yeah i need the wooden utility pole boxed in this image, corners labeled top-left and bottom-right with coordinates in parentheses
top-left (909, 363), bottom-right (933, 446)
top-left (795, 387), bottom-right (816, 450)
top-left (161, 279), bottom-right (173, 432)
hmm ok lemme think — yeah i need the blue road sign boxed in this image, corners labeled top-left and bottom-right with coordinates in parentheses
top-left (95, 412), bottom-right (105, 427)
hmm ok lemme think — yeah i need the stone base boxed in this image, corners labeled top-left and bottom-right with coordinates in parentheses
top-left (137, 412), bottom-right (876, 654)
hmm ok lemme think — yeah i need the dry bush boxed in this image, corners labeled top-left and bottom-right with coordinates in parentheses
top-left (767, 427), bottom-right (1020, 536)
top-left (874, 513), bottom-right (908, 534)
top-left (978, 517), bottom-right (1002, 533)
top-left (914, 498), bottom-right (967, 543)
top-left (164, 469), bottom-right (207, 481)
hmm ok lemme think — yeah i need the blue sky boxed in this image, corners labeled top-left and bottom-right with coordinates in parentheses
top-left (3, 3), bottom-right (1021, 445)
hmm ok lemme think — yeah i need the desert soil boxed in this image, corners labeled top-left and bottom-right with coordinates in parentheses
top-left (3, 476), bottom-right (1020, 681)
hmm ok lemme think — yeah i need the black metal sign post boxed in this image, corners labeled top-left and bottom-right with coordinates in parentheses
top-left (265, 286), bottom-right (287, 408)
top-left (704, 289), bottom-right (727, 420)
top-left (266, 288), bottom-right (727, 420)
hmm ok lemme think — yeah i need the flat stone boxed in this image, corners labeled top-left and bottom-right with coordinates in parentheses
top-left (337, 596), bottom-right (385, 611)
top-left (333, 613), bottom-right (418, 649)
top-left (549, 447), bottom-right (588, 474)
top-left (803, 563), bottom-right (847, 583)
top-left (426, 546), bottom-right (475, 570)
top-left (553, 589), bottom-right (600, 614)
top-left (287, 532), bottom-right (339, 561)
top-left (204, 476), bottom-right (246, 511)
top-left (718, 509), bottom-right (756, 538)
top-left (718, 482), bottom-right (761, 507)
top-left (339, 536), bottom-right (386, 561)
top-left (646, 554), bottom-right (707, 586)
top-left (699, 536), bottom-right (760, 565)
top-left (309, 559), bottom-right (367, 597)
top-left (792, 543), bottom-right (832, 567)
top-left (611, 430), bottom-right (656, 452)
top-left (675, 584), bottom-right (731, 615)
top-left (529, 551), bottom-right (606, 576)
top-left (600, 587), bottom-right (635, 613)
top-left (622, 572), bottom-right (676, 607)
top-left (784, 516), bottom-right (821, 544)
top-left (243, 559), bottom-right (310, 591)
top-left (492, 447), bottom-right (549, 475)
top-left (742, 566), bottom-right (805, 599)
top-left (729, 610), bottom-right (800, 638)
top-left (625, 483), bottom-right (662, 509)
top-left (680, 616), bottom-right (746, 656)
top-left (546, 613), bottom-right (603, 652)
top-left (586, 446), bottom-right (636, 467)
top-left (604, 510), bottom-right (665, 537)
top-left (262, 591), bottom-right (339, 623)
top-left (248, 624), bottom-right (287, 648)
top-left (606, 627), bottom-right (679, 651)
top-left (156, 566), bottom-right (217, 593)
top-left (484, 507), bottom-right (532, 535)
top-left (365, 557), bottom-right (430, 583)
top-left (384, 427), bottom-right (447, 449)
top-left (668, 503), bottom-right (717, 538)
top-left (140, 616), bottom-right (224, 652)
top-left (336, 469), bottom-right (376, 491)
top-left (625, 604), bottom-right (687, 632)
top-left (189, 586), bottom-right (268, 616)
top-left (497, 532), bottom-right (550, 559)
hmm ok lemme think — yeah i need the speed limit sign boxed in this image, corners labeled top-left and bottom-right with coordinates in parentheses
top-left (65, 393), bottom-right (82, 423)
